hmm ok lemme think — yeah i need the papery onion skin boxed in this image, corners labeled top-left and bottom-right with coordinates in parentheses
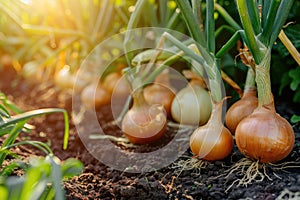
top-left (144, 84), bottom-right (175, 117)
top-left (225, 89), bottom-right (258, 134)
top-left (122, 101), bottom-right (167, 144)
top-left (190, 126), bottom-right (233, 161)
top-left (235, 103), bottom-right (295, 163)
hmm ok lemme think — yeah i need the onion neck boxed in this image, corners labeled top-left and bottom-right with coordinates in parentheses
top-left (132, 88), bottom-right (147, 108)
top-left (209, 98), bottom-right (227, 126)
top-left (244, 67), bottom-right (256, 92)
top-left (207, 62), bottom-right (223, 103)
top-left (255, 49), bottom-right (274, 108)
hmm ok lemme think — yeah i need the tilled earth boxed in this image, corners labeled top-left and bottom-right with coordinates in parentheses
top-left (1, 68), bottom-right (300, 200)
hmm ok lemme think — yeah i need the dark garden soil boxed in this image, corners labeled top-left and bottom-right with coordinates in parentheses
top-left (1, 67), bottom-right (300, 200)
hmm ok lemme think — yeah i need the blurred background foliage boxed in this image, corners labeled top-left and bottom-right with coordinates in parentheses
top-left (0, 0), bottom-right (299, 104)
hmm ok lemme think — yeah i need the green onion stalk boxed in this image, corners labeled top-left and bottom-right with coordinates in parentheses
top-left (236, 0), bottom-right (294, 108)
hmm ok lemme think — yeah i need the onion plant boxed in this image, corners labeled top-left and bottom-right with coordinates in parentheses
top-left (0, 92), bottom-right (82, 199)
top-left (0, 0), bottom-right (133, 83)
top-left (121, 0), bottom-right (298, 180)
top-left (122, 0), bottom-right (240, 157)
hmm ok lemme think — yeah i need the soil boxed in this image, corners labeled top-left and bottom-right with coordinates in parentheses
top-left (1, 67), bottom-right (300, 200)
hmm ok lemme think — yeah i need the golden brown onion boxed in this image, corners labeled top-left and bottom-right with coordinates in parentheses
top-left (102, 72), bottom-right (121, 93)
top-left (190, 101), bottom-right (234, 161)
top-left (235, 102), bottom-right (295, 163)
top-left (81, 83), bottom-right (111, 108)
top-left (144, 84), bottom-right (175, 117)
top-left (122, 91), bottom-right (167, 144)
top-left (103, 72), bottom-right (130, 97)
top-left (225, 89), bottom-right (258, 134)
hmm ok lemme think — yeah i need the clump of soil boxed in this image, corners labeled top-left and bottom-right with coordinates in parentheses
top-left (1, 68), bottom-right (300, 199)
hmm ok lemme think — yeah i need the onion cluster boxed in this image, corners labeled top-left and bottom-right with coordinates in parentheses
top-left (81, 72), bottom-right (130, 108)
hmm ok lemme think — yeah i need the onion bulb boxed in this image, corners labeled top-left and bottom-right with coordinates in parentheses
top-left (122, 90), bottom-right (167, 144)
top-left (144, 70), bottom-right (176, 117)
top-left (171, 80), bottom-right (212, 125)
top-left (144, 84), bottom-right (175, 117)
top-left (235, 102), bottom-right (295, 163)
top-left (103, 72), bottom-right (130, 97)
top-left (190, 100), bottom-right (234, 161)
top-left (225, 89), bottom-right (258, 134)
top-left (81, 83), bottom-right (111, 108)
top-left (55, 65), bottom-right (75, 89)
top-left (0, 54), bottom-right (13, 68)
top-left (21, 61), bottom-right (40, 81)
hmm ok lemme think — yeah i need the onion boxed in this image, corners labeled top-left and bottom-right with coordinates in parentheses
top-left (235, 102), bottom-right (295, 163)
top-left (22, 61), bottom-right (40, 81)
top-left (144, 84), bottom-right (175, 117)
top-left (55, 65), bottom-right (75, 89)
top-left (190, 100), bottom-right (234, 161)
top-left (81, 83), bottom-right (111, 108)
top-left (144, 69), bottom-right (176, 117)
top-left (103, 72), bottom-right (130, 97)
top-left (225, 89), bottom-right (258, 134)
top-left (171, 80), bottom-right (212, 125)
top-left (0, 54), bottom-right (13, 68)
top-left (122, 90), bottom-right (167, 144)
top-left (103, 72), bottom-right (121, 93)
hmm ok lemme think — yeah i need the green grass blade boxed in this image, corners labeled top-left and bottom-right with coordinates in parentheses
top-left (0, 105), bottom-right (10, 118)
top-left (0, 93), bottom-right (23, 114)
top-left (2, 141), bottom-right (53, 155)
top-left (49, 156), bottom-right (65, 200)
top-left (61, 158), bottom-right (83, 179)
top-left (0, 108), bottom-right (69, 150)
top-left (0, 125), bottom-right (16, 137)
top-left (0, 120), bottom-right (26, 166)
top-left (0, 162), bottom-right (19, 176)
